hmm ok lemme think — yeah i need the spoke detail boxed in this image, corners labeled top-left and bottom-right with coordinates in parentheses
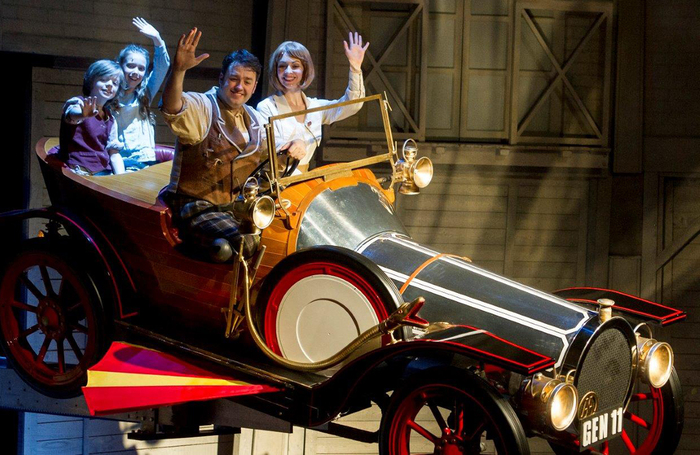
top-left (625, 411), bottom-right (651, 429)
top-left (428, 402), bottom-right (447, 430)
top-left (57, 341), bottom-right (65, 374)
top-left (67, 301), bottom-right (82, 313)
top-left (407, 419), bottom-right (438, 443)
top-left (10, 299), bottom-right (38, 313)
top-left (70, 322), bottom-right (88, 334)
top-left (12, 324), bottom-right (40, 343)
top-left (465, 420), bottom-right (486, 441)
top-left (621, 429), bottom-right (636, 453)
top-left (455, 401), bottom-right (465, 434)
top-left (36, 336), bottom-right (52, 365)
top-left (66, 333), bottom-right (84, 361)
top-left (39, 265), bottom-right (56, 297)
top-left (20, 273), bottom-right (45, 301)
top-left (631, 392), bottom-right (652, 402)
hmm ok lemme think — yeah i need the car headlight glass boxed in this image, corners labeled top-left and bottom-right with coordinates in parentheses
top-left (547, 382), bottom-right (578, 431)
top-left (412, 156), bottom-right (433, 189)
top-left (252, 196), bottom-right (276, 230)
top-left (644, 341), bottom-right (673, 388)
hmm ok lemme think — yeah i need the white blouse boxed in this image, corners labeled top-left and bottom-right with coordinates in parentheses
top-left (256, 70), bottom-right (365, 166)
top-left (114, 44), bottom-right (171, 162)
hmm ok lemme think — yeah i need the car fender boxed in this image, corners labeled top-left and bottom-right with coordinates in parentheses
top-left (553, 287), bottom-right (686, 327)
top-left (0, 206), bottom-right (137, 319)
top-left (304, 331), bottom-right (555, 426)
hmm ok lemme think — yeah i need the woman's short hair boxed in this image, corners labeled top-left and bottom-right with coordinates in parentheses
top-left (268, 41), bottom-right (315, 92)
top-left (82, 59), bottom-right (124, 97)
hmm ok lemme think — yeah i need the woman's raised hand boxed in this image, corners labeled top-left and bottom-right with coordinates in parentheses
top-left (174, 28), bottom-right (210, 72)
top-left (133, 17), bottom-right (163, 44)
top-left (344, 32), bottom-right (369, 73)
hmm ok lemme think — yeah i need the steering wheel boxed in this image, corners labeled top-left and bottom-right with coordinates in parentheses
top-left (248, 152), bottom-right (299, 191)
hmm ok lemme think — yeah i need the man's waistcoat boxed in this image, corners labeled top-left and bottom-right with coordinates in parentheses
top-left (169, 93), bottom-right (263, 206)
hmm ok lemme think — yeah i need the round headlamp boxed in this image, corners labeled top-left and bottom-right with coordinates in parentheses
top-left (547, 382), bottom-right (578, 431)
top-left (412, 156), bottom-right (433, 189)
top-left (396, 139), bottom-right (433, 195)
top-left (525, 374), bottom-right (578, 432)
top-left (251, 195), bottom-right (275, 230)
top-left (639, 338), bottom-right (674, 388)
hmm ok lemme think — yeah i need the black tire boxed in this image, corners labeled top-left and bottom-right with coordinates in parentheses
top-left (550, 368), bottom-right (683, 455)
top-left (255, 246), bottom-right (405, 363)
top-left (379, 367), bottom-right (530, 455)
top-left (0, 239), bottom-right (110, 398)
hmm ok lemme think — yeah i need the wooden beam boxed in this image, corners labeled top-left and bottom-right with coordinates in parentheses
top-left (519, 10), bottom-right (603, 139)
top-left (332, 0), bottom-right (421, 133)
top-left (517, 12), bottom-right (606, 138)
top-left (364, 4), bottom-right (422, 83)
top-left (655, 211), bottom-right (700, 271)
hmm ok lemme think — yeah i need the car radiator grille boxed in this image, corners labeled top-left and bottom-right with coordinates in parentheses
top-left (576, 328), bottom-right (633, 411)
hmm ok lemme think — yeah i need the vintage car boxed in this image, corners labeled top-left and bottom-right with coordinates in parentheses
top-left (0, 94), bottom-right (686, 454)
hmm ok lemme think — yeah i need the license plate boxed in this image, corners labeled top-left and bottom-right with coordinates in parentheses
top-left (580, 406), bottom-right (624, 449)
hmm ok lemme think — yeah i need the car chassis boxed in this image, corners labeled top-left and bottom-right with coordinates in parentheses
top-left (0, 94), bottom-right (686, 454)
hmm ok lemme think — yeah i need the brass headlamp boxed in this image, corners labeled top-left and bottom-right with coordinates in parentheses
top-left (232, 178), bottom-right (276, 234)
top-left (395, 139), bottom-right (433, 195)
top-left (636, 334), bottom-right (674, 388)
top-left (520, 373), bottom-right (578, 432)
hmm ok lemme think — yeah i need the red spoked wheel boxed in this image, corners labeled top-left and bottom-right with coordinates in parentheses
top-left (0, 241), bottom-right (108, 397)
top-left (256, 246), bottom-right (404, 364)
top-left (551, 369), bottom-right (683, 455)
top-left (379, 368), bottom-right (530, 455)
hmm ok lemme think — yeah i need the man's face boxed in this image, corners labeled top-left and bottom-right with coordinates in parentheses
top-left (218, 64), bottom-right (257, 109)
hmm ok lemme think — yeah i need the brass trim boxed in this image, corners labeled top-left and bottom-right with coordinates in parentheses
top-left (578, 391), bottom-right (599, 420)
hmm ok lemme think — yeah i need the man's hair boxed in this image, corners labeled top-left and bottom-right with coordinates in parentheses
top-left (220, 50), bottom-right (262, 81)
top-left (268, 41), bottom-right (315, 92)
top-left (82, 59), bottom-right (124, 97)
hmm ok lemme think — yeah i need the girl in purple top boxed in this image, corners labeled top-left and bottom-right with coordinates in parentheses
top-left (59, 60), bottom-right (125, 175)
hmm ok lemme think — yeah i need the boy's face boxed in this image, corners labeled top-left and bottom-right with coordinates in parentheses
top-left (91, 76), bottom-right (119, 105)
top-left (218, 64), bottom-right (257, 109)
top-left (122, 52), bottom-right (148, 90)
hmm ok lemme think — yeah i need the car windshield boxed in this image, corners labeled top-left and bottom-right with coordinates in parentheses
top-left (263, 94), bottom-right (398, 191)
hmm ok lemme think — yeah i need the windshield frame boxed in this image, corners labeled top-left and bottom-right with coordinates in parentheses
top-left (263, 93), bottom-right (397, 190)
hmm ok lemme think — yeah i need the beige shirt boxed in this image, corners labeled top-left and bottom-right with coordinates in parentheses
top-left (161, 87), bottom-right (254, 145)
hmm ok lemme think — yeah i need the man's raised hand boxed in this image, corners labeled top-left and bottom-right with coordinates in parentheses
top-left (173, 27), bottom-right (210, 72)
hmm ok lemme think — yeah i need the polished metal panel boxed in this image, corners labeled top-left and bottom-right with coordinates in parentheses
top-left (296, 183), bottom-right (408, 251)
top-left (357, 233), bottom-right (593, 366)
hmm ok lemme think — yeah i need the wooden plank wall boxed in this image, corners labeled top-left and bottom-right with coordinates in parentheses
top-left (397, 171), bottom-right (590, 292)
top-left (659, 177), bottom-right (700, 454)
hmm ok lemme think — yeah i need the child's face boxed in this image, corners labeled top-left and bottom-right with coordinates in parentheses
top-left (122, 52), bottom-right (148, 90)
top-left (90, 76), bottom-right (119, 105)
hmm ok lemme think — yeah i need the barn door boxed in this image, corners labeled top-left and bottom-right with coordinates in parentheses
top-left (510, 1), bottom-right (613, 146)
top-left (325, 0), bottom-right (428, 140)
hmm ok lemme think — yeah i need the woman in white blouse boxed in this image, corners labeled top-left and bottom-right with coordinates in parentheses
top-left (257, 32), bottom-right (369, 173)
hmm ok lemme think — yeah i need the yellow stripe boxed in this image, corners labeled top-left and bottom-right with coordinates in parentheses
top-left (86, 371), bottom-right (251, 388)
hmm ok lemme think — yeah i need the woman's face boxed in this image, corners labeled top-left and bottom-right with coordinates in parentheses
top-left (276, 52), bottom-right (305, 92)
top-left (122, 52), bottom-right (148, 90)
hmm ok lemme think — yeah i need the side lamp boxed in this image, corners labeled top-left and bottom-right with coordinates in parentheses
top-left (232, 177), bottom-right (276, 235)
top-left (395, 139), bottom-right (433, 195)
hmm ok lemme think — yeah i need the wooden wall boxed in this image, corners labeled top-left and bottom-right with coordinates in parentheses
top-left (3, 0), bottom-right (700, 453)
